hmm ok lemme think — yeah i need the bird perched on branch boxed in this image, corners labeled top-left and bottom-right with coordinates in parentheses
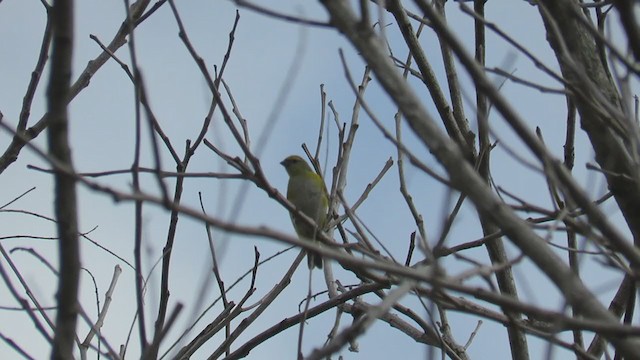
top-left (281, 155), bottom-right (328, 269)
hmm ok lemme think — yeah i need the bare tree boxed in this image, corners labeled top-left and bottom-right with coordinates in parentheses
top-left (1, 0), bottom-right (639, 359)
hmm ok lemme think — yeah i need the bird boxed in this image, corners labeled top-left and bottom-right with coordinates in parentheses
top-left (280, 155), bottom-right (328, 269)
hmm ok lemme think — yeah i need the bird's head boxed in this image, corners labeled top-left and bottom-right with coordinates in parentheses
top-left (280, 155), bottom-right (313, 177)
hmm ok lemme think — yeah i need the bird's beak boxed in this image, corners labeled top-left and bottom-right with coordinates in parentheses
top-left (280, 160), bottom-right (286, 166)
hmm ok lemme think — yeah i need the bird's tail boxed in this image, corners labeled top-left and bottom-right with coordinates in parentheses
top-left (307, 251), bottom-right (323, 269)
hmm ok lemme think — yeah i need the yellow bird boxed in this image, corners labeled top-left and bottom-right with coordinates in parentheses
top-left (280, 155), bottom-right (328, 269)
